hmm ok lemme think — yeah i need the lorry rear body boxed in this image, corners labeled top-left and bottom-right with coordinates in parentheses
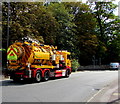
top-left (7, 37), bottom-right (71, 82)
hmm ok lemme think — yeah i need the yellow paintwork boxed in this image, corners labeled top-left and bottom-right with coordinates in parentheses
top-left (28, 52), bottom-right (34, 63)
top-left (31, 65), bottom-right (55, 69)
top-left (8, 65), bottom-right (20, 70)
top-left (34, 52), bottom-right (50, 60)
top-left (56, 70), bottom-right (62, 72)
top-left (59, 51), bottom-right (71, 67)
top-left (7, 40), bottom-right (71, 70)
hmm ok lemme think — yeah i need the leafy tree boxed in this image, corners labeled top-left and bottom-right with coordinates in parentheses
top-left (2, 2), bottom-right (59, 47)
top-left (2, 2), bottom-right (44, 47)
top-left (64, 2), bottom-right (98, 65)
top-left (89, 1), bottom-right (119, 64)
top-left (93, 2), bottom-right (117, 41)
top-left (2, 1), bottom-right (119, 66)
top-left (107, 34), bottom-right (120, 62)
top-left (47, 3), bottom-right (78, 58)
top-left (30, 4), bottom-right (59, 45)
top-left (107, 18), bottom-right (120, 62)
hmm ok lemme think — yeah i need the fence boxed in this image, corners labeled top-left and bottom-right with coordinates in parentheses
top-left (77, 65), bottom-right (110, 71)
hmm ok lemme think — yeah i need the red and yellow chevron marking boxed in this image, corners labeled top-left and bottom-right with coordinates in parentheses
top-left (7, 47), bottom-right (18, 55)
top-left (7, 47), bottom-right (18, 60)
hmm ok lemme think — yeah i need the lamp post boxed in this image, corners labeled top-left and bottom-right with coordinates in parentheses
top-left (7, 2), bottom-right (10, 48)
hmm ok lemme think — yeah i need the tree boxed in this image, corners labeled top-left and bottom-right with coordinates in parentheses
top-left (2, 2), bottom-right (59, 47)
top-left (89, 1), bottom-right (119, 64)
top-left (2, 2), bottom-right (45, 47)
top-left (30, 4), bottom-right (59, 45)
top-left (64, 2), bottom-right (98, 65)
top-left (47, 3), bottom-right (78, 58)
top-left (3, 1), bottom-right (119, 66)
top-left (93, 2), bottom-right (117, 42)
top-left (107, 18), bottom-right (120, 62)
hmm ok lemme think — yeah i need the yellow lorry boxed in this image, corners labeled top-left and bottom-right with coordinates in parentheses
top-left (7, 37), bottom-right (71, 82)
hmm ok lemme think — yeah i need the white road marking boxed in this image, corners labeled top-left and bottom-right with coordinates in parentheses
top-left (86, 87), bottom-right (105, 103)
top-left (113, 93), bottom-right (120, 96)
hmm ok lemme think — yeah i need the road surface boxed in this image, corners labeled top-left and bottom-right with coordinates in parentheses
top-left (2, 71), bottom-right (118, 102)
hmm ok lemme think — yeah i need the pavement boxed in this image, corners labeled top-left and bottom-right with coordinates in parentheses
top-left (86, 74), bottom-right (120, 104)
top-left (0, 75), bottom-right (10, 81)
top-left (1, 71), bottom-right (119, 103)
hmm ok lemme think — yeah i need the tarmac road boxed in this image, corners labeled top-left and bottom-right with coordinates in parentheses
top-left (2, 71), bottom-right (118, 103)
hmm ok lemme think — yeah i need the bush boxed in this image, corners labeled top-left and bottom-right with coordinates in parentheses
top-left (71, 59), bottom-right (80, 72)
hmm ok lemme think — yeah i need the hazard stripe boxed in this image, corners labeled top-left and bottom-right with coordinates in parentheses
top-left (22, 45), bottom-right (31, 63)
top-left (10, 53), bottom-right (14, 56)
top-left (7, 48), bottom-right (18, 55)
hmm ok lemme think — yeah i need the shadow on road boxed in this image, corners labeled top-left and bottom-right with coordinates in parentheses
top-left (1, 79), bottom-right (33, 86)
top-left (1, 77), bottom-right (67, 87)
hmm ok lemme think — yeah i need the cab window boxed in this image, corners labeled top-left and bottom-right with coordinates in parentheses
top-left (67, 55), bottom-right (71, 59)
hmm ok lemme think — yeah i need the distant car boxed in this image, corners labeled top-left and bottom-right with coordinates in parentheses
top-left (110, 62), bottom-right (119, 70)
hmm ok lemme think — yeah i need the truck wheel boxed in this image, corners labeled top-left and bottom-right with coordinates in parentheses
top-left (35, 71), bottom-right (41, 82)
top-left (44, 71), bottom-right (50, 81)
top-left (65, 70), bottom-right (69, 78)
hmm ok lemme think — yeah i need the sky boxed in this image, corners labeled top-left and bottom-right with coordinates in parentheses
top-left (80, 0), bottom-right (119, 16)
top-left (113, 0), bottom-right (119, 16)
top-left (2, 0), bottom-right (120, 16)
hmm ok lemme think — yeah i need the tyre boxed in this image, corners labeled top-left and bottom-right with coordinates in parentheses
top-left (44, 71), bottom-right (50, 81)
top-left (35, 71), bottom-right (41, 83)
top-left (65, 70), bottom-right (70, 78)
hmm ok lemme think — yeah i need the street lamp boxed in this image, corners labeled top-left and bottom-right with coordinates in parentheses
top-left (6, 2), bottom-right (10, 68)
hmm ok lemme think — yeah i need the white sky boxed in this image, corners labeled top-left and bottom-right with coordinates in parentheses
top-left (80, 0), bottom-right (119, 16)
top-left (113, 0), bottom-right (119, 16)
top-left (4, 0), bottom-right (120, 16)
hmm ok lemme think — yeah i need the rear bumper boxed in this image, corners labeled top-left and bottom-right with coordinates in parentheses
top-left (9, 70), bottom-right (31, 79)
top-left (110, 68), bottom-right (119, 70)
